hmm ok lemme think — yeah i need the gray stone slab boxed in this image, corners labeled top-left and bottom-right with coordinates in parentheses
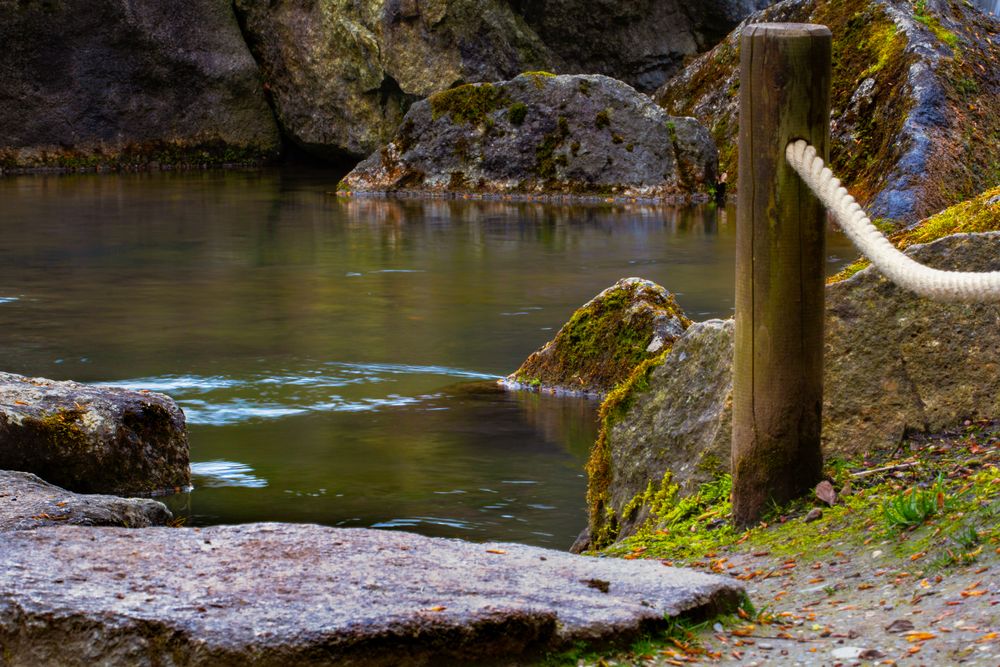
top-left (0, 523), bottom-right (743, 665)
top-left (0, 470), bottom-right (172, 532)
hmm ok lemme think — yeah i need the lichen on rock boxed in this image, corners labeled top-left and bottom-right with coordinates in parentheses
top-left (501, 277), bottom-right (691, 398)
top-left (339, 73), bottom-right (719, 200)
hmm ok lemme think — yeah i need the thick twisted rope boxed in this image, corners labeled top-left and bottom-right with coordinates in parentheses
top-left (785, 140), bottom-right (1000, 302)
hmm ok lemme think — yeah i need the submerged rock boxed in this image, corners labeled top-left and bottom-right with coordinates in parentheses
top-left (503, 278), bottom-right (691, 397)
top-left (0, 470), bottom-right (172, 532)
top-left (0, 523), bottom-right (744, 665)
top-left (656, 0), bottom-right (1000, 224)
top-left (0, 0), bottom-right (280, 171)
top-left (233, 0), bottom-right (555, 161)
top-left (0, 372), bottom-right (190, 496)
top-left (340, 74), bottom-right (719, 200)
top-left (581, 232), bottom-right (1000, 548)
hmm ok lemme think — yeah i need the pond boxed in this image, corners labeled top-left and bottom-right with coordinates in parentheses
top-left (0, 169), bottom-right (857, 548)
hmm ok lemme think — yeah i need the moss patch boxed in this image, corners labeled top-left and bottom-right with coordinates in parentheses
top-left (507, 102), bottom-right (528, 126)
top-left (829, 185), bottom-right (1000, 283)
top-left (533, 116), bottom-right (570, 179)
top-left (429, 83), bottom-right (509, 125)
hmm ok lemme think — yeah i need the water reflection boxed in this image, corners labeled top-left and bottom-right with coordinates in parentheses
top-left (0, 169), bottom-right (857, 547)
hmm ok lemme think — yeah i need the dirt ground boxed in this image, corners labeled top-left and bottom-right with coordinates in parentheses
top-left (572, 420), bottom-right (1000, 666)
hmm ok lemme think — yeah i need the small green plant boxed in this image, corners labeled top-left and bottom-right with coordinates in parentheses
top-left (951, 524), bottom-right (981, 550)
top-left (882, 476), bottom-right (946, 528)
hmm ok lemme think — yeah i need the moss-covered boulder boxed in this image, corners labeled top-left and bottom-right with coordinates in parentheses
top-left (233, 0), bottom-right (556, 162)
top-left (0, 0), bottom-right (280, 171)
top-left (656, 0), bottom-right (1000, 224)
top-left (0, 470), bottom-right (172, 532)
top-left (0, 372), bottom-right (190, 496)
top-left (501, 278), bottom-right (691, 397)
top-left (339, 74), bottom-right (719, 200)
top-left (582, 192), bottom-right (1000, 549)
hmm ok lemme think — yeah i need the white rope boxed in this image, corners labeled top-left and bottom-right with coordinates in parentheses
top-left (785, 139), bottom-right (1000, 302)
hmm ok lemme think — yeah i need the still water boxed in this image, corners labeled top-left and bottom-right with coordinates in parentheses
top-left (0, 169), bottom-right (857, 548)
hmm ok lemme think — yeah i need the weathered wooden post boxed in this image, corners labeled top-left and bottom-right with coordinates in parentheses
top-left (733, 23), bottom-right (831, 526)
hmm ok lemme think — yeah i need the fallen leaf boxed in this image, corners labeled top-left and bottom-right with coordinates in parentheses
top-left (815, 480), bottom-right (837, 505)
top-left (885, 619), bottom-right (915, 633)
top-left (977, 632), bottom-right (998, 643)
top-left (904, 631), bottom-right (937, 642)
top-left (961, 589), bottom-right (987, 598)
top-left (424, 606), bottom-right (446, 612)
top-left (485, 549), bottom-right (506, 555)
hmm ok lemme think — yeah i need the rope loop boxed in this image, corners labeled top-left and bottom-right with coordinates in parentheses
top-left (785, 139), bottom-right (1000, 303)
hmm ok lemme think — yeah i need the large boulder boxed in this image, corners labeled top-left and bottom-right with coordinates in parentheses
top-left (0, 0), bottom-right (281, 171)
top-left (509, 0), bottom-right (774, 93)
top-left (584, 231), bottom-right (1000, 548)
top-left (502, 277), bottom-right (691, 397)
top-left (656, 0), bottom-right (1000, 224)
top-left (0, 523), bottom-right (743, 665)
top-left (0, 372), bottom-right (190, 496)
top-left (339, 74), bottom-right (719, 200)
top-left (233, 0), bottom-right (556, 161)
top-left (0, 470), bottom-right (172, 532)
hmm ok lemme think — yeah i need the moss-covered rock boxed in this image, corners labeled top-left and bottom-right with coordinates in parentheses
top-left (581, 200), bottom-right (1000, 549)
top-left (830, 184), bottom-right (1000, 282)
top-left (656, 0), bottom-right (1000, 224)
top-left (0, 0), bottom-right (280, 172)
top-left (339, 74), bottom-right (719, 200)
top-left (501, 278), bottom-right (691, 397)
top-left (0, 372), bottom-right (190, 496)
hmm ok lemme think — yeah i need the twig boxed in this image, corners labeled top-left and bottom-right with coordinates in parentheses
top-left (850, 461), bottom-right (918, 478)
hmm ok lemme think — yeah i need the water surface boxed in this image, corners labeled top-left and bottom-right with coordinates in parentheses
top-left (0, 169), bottom-right (857, 547)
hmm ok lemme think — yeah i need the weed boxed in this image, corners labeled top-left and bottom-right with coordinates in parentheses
top-left (882, 476), bottom-right (946, 528)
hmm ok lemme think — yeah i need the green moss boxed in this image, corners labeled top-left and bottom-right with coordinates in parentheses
top-left (829, 185), bottom-right (1000, 284)
top-left (601, 423), bottom-right (1000, 569)
top-left (429, 83), bottom-right (509, 125)
top-left (521, 71), bottom-right (556, 89)
top-left (534, 116), bottom-right (570, 178)
top-left (32, 408), bottom-right (87, 447)
top-left (594, 109), bottom-right (611, 130)
top-left (577, 79), bottom-right (591, 96)
top-left (507, 102), bottom-right (528, 126)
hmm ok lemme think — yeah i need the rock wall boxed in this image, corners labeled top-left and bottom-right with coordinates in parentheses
top-left (656, 0), bottom-right (1000, 224)
top-left (509, 0), bottom-right (774, 93)
top-left (233, 0), bottom-right (557, 161)
top-left (0, 0), bottom-right (281, 170)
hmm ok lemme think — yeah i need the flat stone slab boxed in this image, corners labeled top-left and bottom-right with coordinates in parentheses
top-left (0, 371), bottom-right (190, 496)
top-left (0, 523), bottom-right (743, 665)
top-left (0, 470), bottom-right (172, 532)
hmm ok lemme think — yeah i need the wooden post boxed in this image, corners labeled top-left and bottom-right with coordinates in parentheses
top-left (733, 23), bottom-right (831, 526)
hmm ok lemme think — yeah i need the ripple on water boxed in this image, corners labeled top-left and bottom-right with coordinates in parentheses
top-left (191, 460), bottom-right (268, 488)
top-left (94, 363), bottom-right (498, 426)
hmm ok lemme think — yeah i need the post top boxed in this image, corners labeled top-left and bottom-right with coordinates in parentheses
top-left (742, 23), bottom-right (831, 38)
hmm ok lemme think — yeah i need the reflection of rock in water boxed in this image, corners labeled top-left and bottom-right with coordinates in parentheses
top-left (509, 390), bottom-right (599, 461)
top-left (440, 381), bottom-right (598, 461)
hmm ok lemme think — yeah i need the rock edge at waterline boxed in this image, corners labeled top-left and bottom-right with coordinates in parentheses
top-left (340, 73), bottom-right (719, 202)
top-left (0, 523), bottom-right (744, 666)
top-left (0, 470), bottom-right (172, 532)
